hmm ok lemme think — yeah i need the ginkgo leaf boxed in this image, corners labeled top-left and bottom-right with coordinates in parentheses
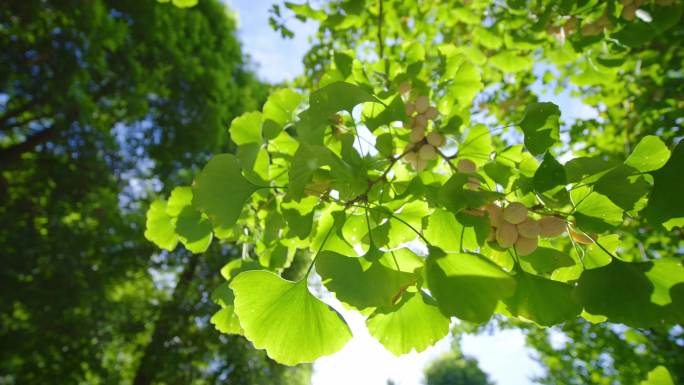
top-left (450, 60), bottom-right (482, 107)
top-left (426, 248), bottom-right (516, 323)
top-left (504, 272), bottom-right (581, 326)
top-left (297, 82), bottom-right (379, 144)
top-left (144, 199), bottom-right (178, 251)
top-left (535, 154), bottom-right (570, 208)
top-left (573, 258), bottom-right (684, 327)
top-left (640, 366), bottom-right (674, 385)
top-left (573, 189), bottom-right (624, 233)
top-left (520, 102), bottom-right (561, 156)
top-left (366, 291), bottom-right (450, 355)
top-left (229, 111), bottom-right (263, 145)
top-left (624, 135), bottom-right (670, 172)
top-left (438, 173), bottom-right (500, 214)
top-left (262, 89), bottom-right (303, 139)
top-left (644, 140), bottom-right (684, 230)
top-left (175, 206), bottom-right (213, 253)
top-left (210, 306), bottom-right (243, 335)
top-left (458, 124), bottom-right (493, 165)
top-left (518, 247), bottom-right (575, 275)
top-left (316, 250), bottom-right (417, 310)
top-left (489, 51), bottom-right (533, 73)
top-left (193, 154), bottom-right (260, 228)
top-left (230, 270), bottom-right (352, 365)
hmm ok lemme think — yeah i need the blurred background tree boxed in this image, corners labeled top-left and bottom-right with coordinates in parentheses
top-left (423, 349), bottom-right (492, 385)
top-left (0, 1), bottom-right (309, 384)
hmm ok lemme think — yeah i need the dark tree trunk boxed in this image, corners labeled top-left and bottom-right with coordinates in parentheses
top-left (132, 255), bottom-right (199, 385)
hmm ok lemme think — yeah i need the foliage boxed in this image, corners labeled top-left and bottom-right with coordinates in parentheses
top-left (522, 318), bottom-right (683, 385)
top-left (423, 351), bottom-right (492, 385)
top-left (0, 1), bottom-right (308, 384)
top-left (146, 0), bottom-right (684, 366)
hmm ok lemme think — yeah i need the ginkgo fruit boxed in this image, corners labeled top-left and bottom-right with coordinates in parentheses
top-left (415, 95), bottom-right (429, 113)
top-left (456, 159), bottom-right (476, 173)
top-left (415, 114), bottom-right (428, 128)
top-left (426, 132), bottom-right (445, 147)
top-left (515, 235), bottom-right (538, 256)
top-left (424, 106), bottom-right (438, 120)
top-left (483, 203), bottom-right (504, 227)
top-left (517, 218), bottom-right (540, 238)
top-left (406, 102), bottom-right (416, 116)
top-left (496, 222), bottom-right (518, 248)
top-left (503, 202), bottom-right (527, 225)
top-left (410, 127), bottom-right (425, 143)
top-left (538, 216), bottom-right (566, 238)
top-left (418, 144), bottom-right (437, 160)
top-left (399, 82), bottom-right (411, 95)
top-left (465, 176), bottom-right (481, 191)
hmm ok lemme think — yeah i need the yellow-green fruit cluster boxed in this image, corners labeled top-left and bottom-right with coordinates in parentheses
top-left (621, 0), bottom-right (648, 21)
top-left (485, 203), bottom-right (567, 256)
top-left (456, 159), bottom-right (481, 190)
top-left (403, 95), bottom-right (443, 172)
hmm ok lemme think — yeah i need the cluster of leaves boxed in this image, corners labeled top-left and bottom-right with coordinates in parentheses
top-left (146, 77), bottom-right (683, 364)
top-left (0, 0), bottom-right (306, 384)
top-left (145, 0), bottom-right (684, 367)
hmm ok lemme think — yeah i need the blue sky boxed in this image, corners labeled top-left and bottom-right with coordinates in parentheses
top-left (223, 1), bottom-right (599, 384)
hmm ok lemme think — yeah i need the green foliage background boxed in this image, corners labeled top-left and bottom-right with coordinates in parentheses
top-left (2, 0), bottom-right (683, 384)
top-left (0, 1), bottom-right (309, 384)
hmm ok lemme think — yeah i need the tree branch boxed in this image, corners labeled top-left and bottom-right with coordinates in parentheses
top-left (132, 255), bottom-right (200, 385)
top-left (377, 0), bottom-right (384, 60)
top-left (0, 124), bottom-right (60, 165)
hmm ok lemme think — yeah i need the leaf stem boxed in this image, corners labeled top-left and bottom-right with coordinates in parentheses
top-left (305, 222), bottom-right (335, 277)
top-left (370, 205), bottom-right (431, 245)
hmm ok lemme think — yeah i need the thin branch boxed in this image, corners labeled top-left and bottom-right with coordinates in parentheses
top-left (377, 0), bottom-right (384, 60)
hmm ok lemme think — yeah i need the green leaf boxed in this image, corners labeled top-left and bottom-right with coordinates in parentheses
top-left (458, 124), bottom-right (493, 165)
top-left (644, 140), bottom-right (684, 229)
top-left (282, 208), bottom-right (313, 239)
top-left (573, 258), bottom-right (684, 327)
top-left (518, 247), bottom-right (575, 275)
top-left (144, 199), bottom-right (178, 251)
top-left (230, 270), bottom-right (352, 365)
top-left (519, 102), bottom-right (561, 155)
top-left (304, 81), bottom-right (379, 129)
top-left (584, 234), bottom-right (619, 269)
top-left (366, 291), bottom-right (450, 355)
top-left (438, 174), bottom-right (500, 214)
top-left (426, 248), bottom-right (516, 323)
top-left (450, 60), bottom-right (483, 107)
top-left (333, 52), bottom-right (353, 78)
top-left (425, 209), bottom-right (478, 252)
top-left (625, 135), bottom-right (671, 172)
top-left (533, 152), bottom-right (566, 193)
top-left (364, 96), bottom-right (406, 132)
top-left (229, 111), bottom-right (263, 145)
top-left (262, 89), bottom-right (303, 139)
top-left (175, 206), bottom-right (213, 253)
top-left (533, 152), bottom-right (569, 207)
top-left (504, 272), bottom-right (581, 326)
top-left (594, 165), bottom-right (651, 211)
top-left (640, 366), bottom-right (674, 385)
top-left (564, 156), bottom-right (618, 183)
top-left (316, 250), bottom-right (417, 310)
top-left (375, 133), bottom-right (394, 157)
top-left (193, 154), bottom-right (260, 228)
top-left (489, 51), bottom-right (533, 73)
top-left (210, 306), bottom-right (242, 335)
top-left (573, 190), bottom-right (624, 233)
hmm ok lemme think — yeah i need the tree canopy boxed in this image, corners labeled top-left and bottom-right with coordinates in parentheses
top-left (145, 0), bottom-right (684, 376)
top-left (0, 1), bottom-right (308, 384)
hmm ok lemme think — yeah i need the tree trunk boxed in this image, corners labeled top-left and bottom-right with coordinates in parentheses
top-left (132, 255), bottom-right (199, 385)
